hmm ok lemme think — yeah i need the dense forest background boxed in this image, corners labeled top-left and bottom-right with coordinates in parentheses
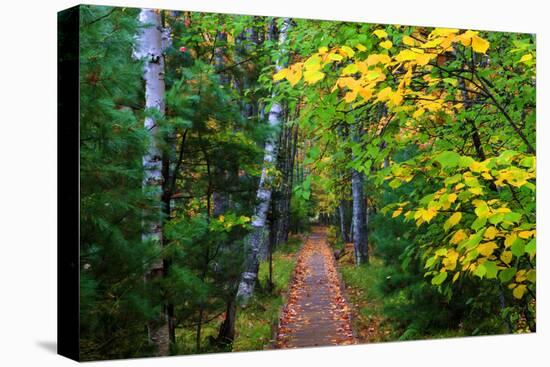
top-left (75, 5), bottom-right (535, 360)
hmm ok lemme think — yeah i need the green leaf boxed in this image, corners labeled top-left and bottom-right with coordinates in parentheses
top-left (504, 212), bottom-right (522, 223)
top-left (525, 239), bottom-right (536, 257)
top-left (511, 239), bottom-right (526, 257)
top-left (432, 272), bottom-right (448, 285)
top-left (471, 216), bottom-right (487, 231)
top-left (389, 179), bottom-right (402, 189)
top-left (474, 264), bottom-right (487, 278)
top-left (499, 268), bottom-right (517, 283)
top-left (483, 261), bottom-right (498, 279)
top-left (435, 151), bottom-right (461, 168)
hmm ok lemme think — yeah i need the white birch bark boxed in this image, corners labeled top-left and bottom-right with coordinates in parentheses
top-left (135, 8), bottom-right (170, 357)
top-left (236, 18), bottom-right (291, 303)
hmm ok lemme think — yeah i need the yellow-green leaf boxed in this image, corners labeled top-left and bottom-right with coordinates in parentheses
top-left (328, 53), bottom-right (344, 61)
top-left (519, 53), bottom-right (533, 63)
top-left (342, 63), bottom-right (359, 75)
top-left (512, 284), bottom-right (527, 299)
top-left (341, 46), bottom-right (355, 57)
top-left (500, 251), bottom-right (513, 265)
top-left (303, 70), bottom-right (325, 84)
top-left (431, 271), bottom-right (448, 285)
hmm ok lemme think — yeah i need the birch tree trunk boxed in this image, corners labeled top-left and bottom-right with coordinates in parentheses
top-left (351, 125), bottom-right (369, 265)
top-left (135, 8), bottom-right (170, 357)
top-left (236, 18), bottom-right (291, 304)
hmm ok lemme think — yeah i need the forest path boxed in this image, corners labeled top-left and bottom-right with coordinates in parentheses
top-left (275, 227), bottom-right (355, 348)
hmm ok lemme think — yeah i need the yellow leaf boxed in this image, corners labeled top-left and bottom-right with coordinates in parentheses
top-left (504, 233), bottom-right (517, 248)
top-left (273, 68), bottom-right (288, 81)
top-left (468, 187), bottom-right (483, 195)
top-left (341, 46), bottom-right (355, 57)
top-left (380, 40), bottom-right (393, 49)
top-left (219, 215), bottom-right (225, 222)
top-left (421, 38), bottom-right (443, 49)
top-left (519, 53), bottom-right (533, 63)
top-left (518, 230), bottom-right (535, 239)
top-left (443, 250), bottom-right (459, 270)
top-left (377, 87), bottom-right (392, 101)
top-left (452, 272), bottom-right (460, 283)
top-left (373, 29), bottom-right (388, 39)
top-left (445, 212), bottom-right (462, 230)
top-left (413, 108), bottom-right (425, 119)
top-left (451, 229), bottom-right (467, 244)
top-left (431, 28), bottom-right (459, 38)
top-left (402, 35), bottom-right (415, 46)
top-left (447, 193), bottom-right (458, 203)
top-left (477, 242), bottom-right (497, 257)
top-left (516, 270), bottom-right (527, 283)
top-left (358, 87), bottom-right (373, 101)
top-left (392, 208), bottom-right (403, 218)
top-left (389, 90), bottom-right (403, 106)
top-left (395, 49), bottom-right (418, 62)
top-left (287, 68), bottom-right (303, 86)
top-left (471, 35), bottom-right (490, 54)
top-left (484, 226), bottom-right (498, 240)
top-left (500, 251), bottom-right (513, 265)
top-left (421, 207), bottom-right (438, 223)
top-left (318, 46), bottom-right (329, 55)
top-left (512, 284), bottom-right (527, 299)
top-left (344, 90), bottom-right (358, 103)
top-left (303, 70), bottom-right (325, 84)
top-left (356, 43), bottom-right (367, 51)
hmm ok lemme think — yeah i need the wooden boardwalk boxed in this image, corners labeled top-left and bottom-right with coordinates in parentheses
top-left (275, 227), bottom-right (355, 348)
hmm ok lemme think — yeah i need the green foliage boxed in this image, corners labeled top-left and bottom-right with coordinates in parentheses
top-left (77, 6), bottom-right (536, 358)
top-left (278, 22), bottom-right (536, 336)
top-left (78, 6), bottom-right (158, 360)
top-left (233, 238), bottom-right (301, 351)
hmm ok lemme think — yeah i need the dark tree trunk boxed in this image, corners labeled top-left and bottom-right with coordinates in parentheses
top-left (339, 200), bottom-right (350, 243)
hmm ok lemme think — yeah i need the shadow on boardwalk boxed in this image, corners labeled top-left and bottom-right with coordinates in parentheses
top-left (275, 227), bottom-right (355, 348)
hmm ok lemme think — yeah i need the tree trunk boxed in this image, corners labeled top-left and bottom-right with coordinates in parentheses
top-left (351, 125), bottom-right (369, 265)
top-left (339, 200), bottom-right (349, 243)
top-left (135, 8), bottom-right (170, 357)
top-left (236, 18), bottom-right (291, 304)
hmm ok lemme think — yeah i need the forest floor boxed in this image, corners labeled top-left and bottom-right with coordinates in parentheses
top-left (337, 243), bottom-right (395, 343)
top-left (275, 227), bottom-right (355, 348)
